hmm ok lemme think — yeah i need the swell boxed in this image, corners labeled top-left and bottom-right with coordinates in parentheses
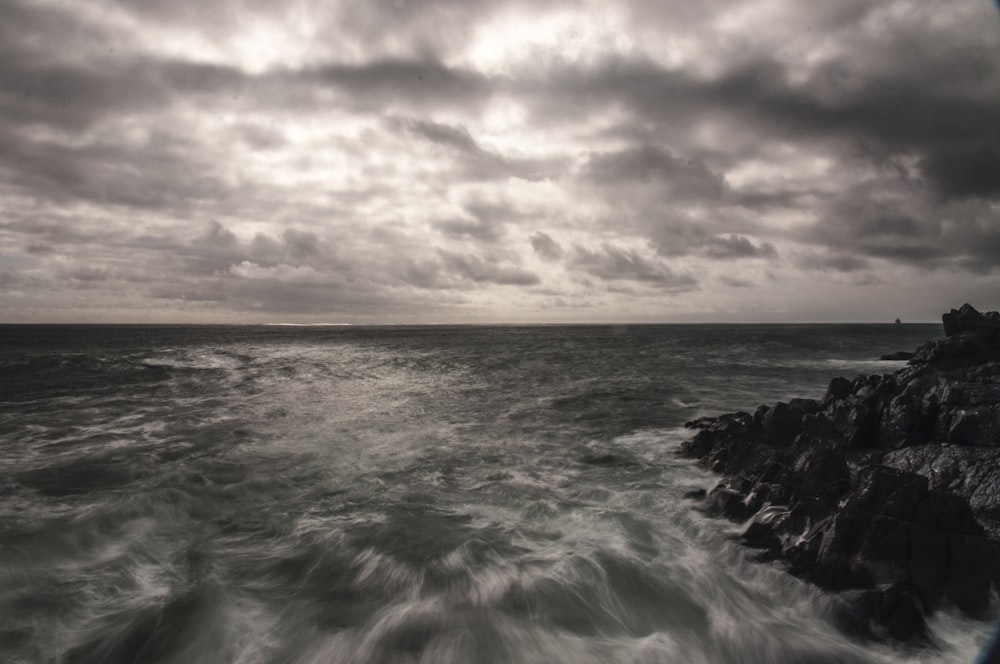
top-left (0, 324), bottom-right (987, 663)
top-left (1, 448), bottom-right (885, 664)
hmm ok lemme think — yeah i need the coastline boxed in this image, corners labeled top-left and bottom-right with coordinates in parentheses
top-left (680, 303), bottom-right (1000, 645)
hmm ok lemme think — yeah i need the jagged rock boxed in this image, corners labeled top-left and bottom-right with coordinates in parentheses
top-left (762, 401), bottom-right (806, 448)
top-left (830, 584), bottom-right (932, 645)
top-left (742, 513), bottom-right (786, 559)
top-left (942, 303), bottom-right (1000, 337)
top-left (679, 303), bottom-right (1000, 645)
top-left (788, 441), bottom-right (850, 512)
top-left (706, 484), bottom-right (753, 521)
top-left (882, 445), bottom-right (1000, 534)
top-left (826, 376), bottom-right (853, 401)
top-left (830, 395), bottom-right (881, 448)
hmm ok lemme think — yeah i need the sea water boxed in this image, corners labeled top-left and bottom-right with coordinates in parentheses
top-left (0, 323), bottom-right (993, 663)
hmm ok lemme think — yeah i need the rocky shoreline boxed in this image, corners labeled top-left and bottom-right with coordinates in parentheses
top-left (681, 304), bottom-right (1000, 645)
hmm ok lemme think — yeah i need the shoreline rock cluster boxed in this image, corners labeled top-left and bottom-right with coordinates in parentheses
top-left (681, 303), bottom-right (1000, 644)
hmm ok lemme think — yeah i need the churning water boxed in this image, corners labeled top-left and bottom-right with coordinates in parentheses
top-left (0, 324), bottom-right (993, 663)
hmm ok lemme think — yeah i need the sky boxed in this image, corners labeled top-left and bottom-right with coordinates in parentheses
top-left (1, 0), bottom-right (999, 323)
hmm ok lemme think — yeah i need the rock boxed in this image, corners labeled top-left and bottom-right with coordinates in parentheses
top-left (882, 445), bottom-right (1000, 537)
top-left (942, 303), bottom-right (1000, 337)
top-left (830, 585), bottom-right (932, 645)
top-left (706, 484), bottom-right (753, 521)
top-left (830, 396), bottom-right (880, 448)
top-left (788, 441), bottom-right (850, 510)
top-left (742, 518), bottom-right (783, 558)
top-left (678, 303), bottom-right (1000, 645)
top-left (826, 376), bottom-right (853, 401)
top-left (761, 401), bottom-right (805, 448)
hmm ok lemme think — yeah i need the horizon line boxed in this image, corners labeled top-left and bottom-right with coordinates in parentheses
top-left (0, 320), bottom-right (942, 327)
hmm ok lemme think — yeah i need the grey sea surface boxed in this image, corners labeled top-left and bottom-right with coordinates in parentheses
top-left (0, 323), bottom-right (992, 663)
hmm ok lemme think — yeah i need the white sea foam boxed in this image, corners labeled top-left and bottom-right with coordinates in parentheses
top-left (2, 323), bottom-right (991, 664)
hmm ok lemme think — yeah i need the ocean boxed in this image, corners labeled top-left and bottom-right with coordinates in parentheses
top-left (0, 323), bottom-right (993, 664)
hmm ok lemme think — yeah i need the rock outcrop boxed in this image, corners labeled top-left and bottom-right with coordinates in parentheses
top-left (681, 303), bottom-right (1000, 645)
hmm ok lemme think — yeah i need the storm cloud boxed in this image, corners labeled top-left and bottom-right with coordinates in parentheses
top-left (1, 0), bottom-right (999, 322)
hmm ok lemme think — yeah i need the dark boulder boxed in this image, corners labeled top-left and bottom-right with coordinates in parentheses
top-left (829, 396), bottom-right (879, 448)
top-left (762, 401), bottom-right (807, 448)
top-left (705, 484), bottom-right (753, 521)
top-left (780, 465), bottom-right (995, 616)
top-left (942, 303), bottom-right (1000, 337)
top-left (826, 376), bottom-right (853, 402)
top-left (830, 584), bottom-right (932, 645)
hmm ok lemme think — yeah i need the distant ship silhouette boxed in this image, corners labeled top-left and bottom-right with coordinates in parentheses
top-left (895, 318), bottom-right (901, 324)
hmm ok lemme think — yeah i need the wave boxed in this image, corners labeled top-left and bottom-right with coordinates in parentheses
top-left (3, 324), bottom-right (992, 663)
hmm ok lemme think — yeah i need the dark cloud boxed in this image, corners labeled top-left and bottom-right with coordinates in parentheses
top-left (283, 229), bottom-right (320, 259)
top-left (617, 208), bottom-right (765, 261)
top-left (574, 148), bottom-right (763, 262)
top-left (0, 122), bottom-right (232, 213)
top-left (699, 235), bottom-right (777, 260)
top-left (799, 254), bottom-right (870, 274)
top-left (232, 123), bottom-right (286, 151)
top-left (530, 232), bottom-right (563, 261)
top-left (438, 250), bottom-right (540, 286)
top-left (301, 59), bottom-right (494, 111)
top-left (530, 26), bottom-right (1000, 215)
top-left (570, 246), bottom-right (697, 291)
top-left (583, 145), bottom-right (728, 200)
top-left (404, 118), bottom-right (481, 152)
top-left (718, 275), bottom-right (754, 288)
top-left (168, 221), bottom-right (344, 281)
top-left (803, 203), bottom-right (944, 267)
top-left (25, 243), bottom-right (55, 255)
top-left (0, 269), bottom-right (24, 289)
top-left (431, 198), bottom-right (529, 243)
top-left (203, 220), bottom-right (239, 249)
top-left (801, 192), bottom-right (1000, 273)
top-left (0, 60), bottom-right (167, 132)
top-left (64, 265), bottom-right (112, 283)
top-left (921, 145), bottom-right (1000, 201)
top-left (434, 218), bottom-right (505, 243)
top-left (395, 116), bottom-right (559, 181)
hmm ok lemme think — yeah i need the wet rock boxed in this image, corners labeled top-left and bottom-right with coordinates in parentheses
top-left (826, 376), bottom-right (853, 402)
top-left (942, 303), bottom-right (1000, 337)
top-left (742, 509), bottom-right (788, 557)
top-left (679, 303), bottom-right (1000, 644)
top-left (705, 484), bottom-right (752, 521)
top-left (762, 401), bottom-right (805, 448)
top-left (787, 441), bottom-right (850, 512)
top-left (830, 396), bottom-right (880, 448)
top-left (830, 584), bottom-right (932, 645)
